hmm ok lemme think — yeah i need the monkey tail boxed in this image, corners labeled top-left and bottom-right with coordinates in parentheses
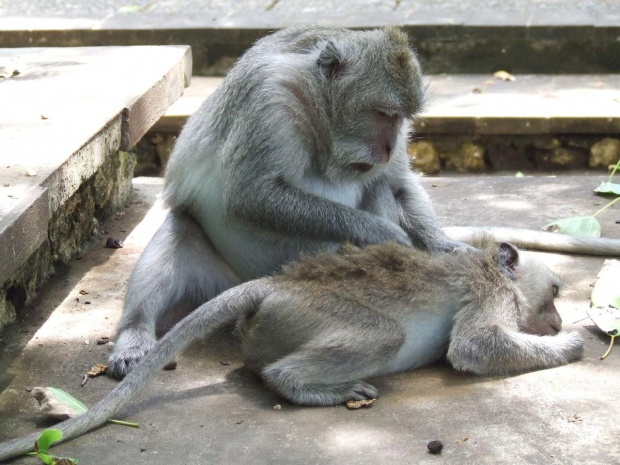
top-left (445, 226), bottom-right (620, 257)
top-left (0, 278), bottom-right (274, 462)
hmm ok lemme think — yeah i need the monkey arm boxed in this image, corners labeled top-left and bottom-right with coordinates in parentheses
top-left (447, 302), bottom-right (584, 376)
top-left (384, 172), bottom-right (463, 251)
top-left (225, 176), bottom-right (413, 246)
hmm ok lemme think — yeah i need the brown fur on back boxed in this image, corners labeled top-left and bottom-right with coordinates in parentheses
top-left (278, 238), bottom-right (512, 302)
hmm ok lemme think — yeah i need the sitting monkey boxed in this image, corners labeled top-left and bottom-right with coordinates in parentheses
top-left (0, 240), bottom-right (583, 461)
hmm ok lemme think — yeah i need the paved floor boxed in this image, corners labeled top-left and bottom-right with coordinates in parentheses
top-left (1, 174), bottom-right (619, 464)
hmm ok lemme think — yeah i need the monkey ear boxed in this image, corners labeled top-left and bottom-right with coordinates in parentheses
top-left (317, 41), bottom-right (346, 79)
top-left (497, 242), bottom-right (519, 278)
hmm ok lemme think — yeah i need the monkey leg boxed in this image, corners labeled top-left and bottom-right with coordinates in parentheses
top-left (108, 210), bottom-right (242, 379)
top-left (260, 321), bottom-right (405, 406)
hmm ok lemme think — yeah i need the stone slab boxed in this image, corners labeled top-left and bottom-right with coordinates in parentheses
top-left (151, 75), bottom-right (620, 136)
top-left (0, 186), bottom-right (48, 286)
top-left (0, 45), bottom-right (191, 312)
top-left (0, 174), bottom-right (619, 464)
top-left (0, 8), bottom-right (619, 75)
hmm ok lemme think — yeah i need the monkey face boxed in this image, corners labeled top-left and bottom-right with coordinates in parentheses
top-left (521, 290), bottom-right (563, 336)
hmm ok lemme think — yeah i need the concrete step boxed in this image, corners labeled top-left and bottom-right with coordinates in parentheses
top-left (0, 8), bottom-right (619, 75)
top-left (141, 74), bottom-right (620, 175)
top-left (0, 45), bottom-right (191, 331)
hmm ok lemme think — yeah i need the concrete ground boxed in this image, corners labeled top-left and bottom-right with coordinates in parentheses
top-left (0, 173), bottom-right (619, 464)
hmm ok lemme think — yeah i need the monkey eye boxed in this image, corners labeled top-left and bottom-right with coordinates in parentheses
top-left (552, 285), bottom-right (560, 297)
top-left (375, 108), bottom-right (399, 118)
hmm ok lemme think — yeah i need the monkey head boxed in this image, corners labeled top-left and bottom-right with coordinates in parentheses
top-left (313, 28), bottom-right (425, 181)
top-left (498, 242), bottom-right (563, 337)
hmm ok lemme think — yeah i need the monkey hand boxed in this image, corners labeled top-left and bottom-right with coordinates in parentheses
top-left (554, 330), bottom-right (585, 363)
top-left (108, 329), bottom-right (157, 379)
top-left (379, 221), bottom-right (413, 247)
top-left (429, 238), bottom-right (474, 254)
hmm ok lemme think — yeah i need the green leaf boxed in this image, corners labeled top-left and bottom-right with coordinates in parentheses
top-left (594, 181), bottom-right (620, 195)
top-left (35, 429), bottom-right (63, 454)
top-left (37, 451), bottom-right (56, 465)
top-left (118, 5), bottom-right (142, 12)
top-left (45, 387), bottom-right (88, 415)
top-left (542, 216), bottom-right (601, 237)
top-left (33, 430), bottom-right (79, 464)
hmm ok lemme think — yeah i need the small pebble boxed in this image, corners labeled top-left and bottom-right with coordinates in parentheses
top-left (427, 440), bottom-right (443, 454)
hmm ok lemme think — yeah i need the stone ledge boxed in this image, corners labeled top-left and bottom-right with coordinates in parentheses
top-left (140, 74), bottom-right (620, 175)
top-left (0, 45), bottom-right (192, 330)
top-left (0, 11), bottom-right (618, 74)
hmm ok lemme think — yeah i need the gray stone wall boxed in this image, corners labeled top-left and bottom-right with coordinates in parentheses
top-left (0, 150), bottom-right (136, 328)
top-left (408, 136), bottom-right (620, 174)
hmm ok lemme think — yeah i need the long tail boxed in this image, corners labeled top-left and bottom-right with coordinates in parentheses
top-left (0, 278), bottom-right (274, 462)
top-left (445, 226), bottom-right (620, 257)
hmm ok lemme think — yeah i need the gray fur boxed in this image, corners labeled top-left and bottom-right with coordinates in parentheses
top-left (108, 24), bottom-right (618, 380)
top-left (109, 25), bottom-right (463, 379)
top-left (0, 240), bottom-right (583, 461)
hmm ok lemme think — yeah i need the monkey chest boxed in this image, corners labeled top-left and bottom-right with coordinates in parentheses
top-left (294, 174), bottom-right (363, 208)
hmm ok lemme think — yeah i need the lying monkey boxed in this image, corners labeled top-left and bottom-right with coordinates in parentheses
top-left (0, 240), bottom-right (583, 461)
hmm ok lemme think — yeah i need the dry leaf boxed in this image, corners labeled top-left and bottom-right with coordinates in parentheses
top-left (25, 168), bottom-right (37, 176)
top-left (273, 404), bottom-right (282, 410)
top-left (493, 70), bottom-right (516, 81)
top-left (87, 363), bottom-right (108, 377)
top-left (472, 88), bottom-right (483, 94)
top-left (79, 290), bottom-right (89, 295)
top-left (31, 387), bottom-right (85, 420)
top-left (345, 398), bottom-right (376, 410)
top-left (457, 434), bottom-right (470, 444)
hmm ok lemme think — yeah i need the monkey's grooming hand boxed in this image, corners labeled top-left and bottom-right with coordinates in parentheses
top-left (108, 329), bottom-right (156, 379)
top-left (376, 221), bottom-right (413, 247)
top-left (429, 238), bottom-right (474, 254)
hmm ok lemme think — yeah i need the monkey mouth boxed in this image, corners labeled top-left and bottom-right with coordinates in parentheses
top-left (349, 162), bottom-right (374, 172)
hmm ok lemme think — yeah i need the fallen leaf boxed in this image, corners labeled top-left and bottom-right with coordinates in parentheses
top-left (587, 259), bottom-right (620, 359)
top-left (78, 290), bottom-right (89, 295)
top-left (457, 434), bottom-right (470, 444)
top-left (345, 398), bottom-right (376, 410)
top-left (594, 181), bottom-right (620, 195)
top-left (273, 404), bottom-right (282, 410)
top-left (96, 337), bottom-right (109, 345)
top-left (40, 114), bottom-right (48, 120)
top-left (32, 387), bottom-right (88, 420)
top-left (472, 87), bottom-right (483, 94)
top-left (87, 364), bottom-right (108, 377)
top-left (493, 70), bottom-right (516, 81)
top-left (0, 64), bottom-right (19, 78)
top-left (25, 168), bottom-right (37, 176)
top-left (543, 216), bottom-right (601, 237)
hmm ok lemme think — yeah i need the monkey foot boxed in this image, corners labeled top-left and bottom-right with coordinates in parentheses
top-left (275, 381), bottom-right (380, 406)
top-left (107, 330), bottom-right (156, 379)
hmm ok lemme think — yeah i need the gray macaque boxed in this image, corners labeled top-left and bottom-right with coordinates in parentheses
top-left (108, 25), bottom-right (466, 379)
top-left (108, 24), bottom-right (620, 380)
top-left (0, 239), bottom-right (584, 461)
